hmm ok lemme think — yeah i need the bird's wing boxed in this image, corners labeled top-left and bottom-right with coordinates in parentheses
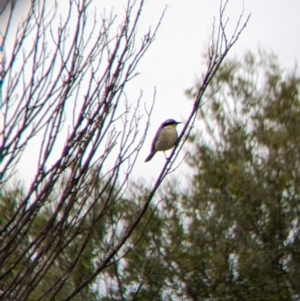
top-left (150, 126), bottom-right (162, 153)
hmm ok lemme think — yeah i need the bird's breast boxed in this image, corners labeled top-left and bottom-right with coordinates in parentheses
top-left (155, 127), bottom-right (178, 151)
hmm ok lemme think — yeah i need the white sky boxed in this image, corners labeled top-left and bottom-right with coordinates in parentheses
top-left (132, 0), bottom-right (300, 180)
top-left (1, 0), bottom-right (300, 184)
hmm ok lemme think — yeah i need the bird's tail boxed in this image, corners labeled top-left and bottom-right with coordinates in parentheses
top-left (145, 152), bottom-right (155, 162)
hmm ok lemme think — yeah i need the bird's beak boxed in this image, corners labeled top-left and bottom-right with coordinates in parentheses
top-left (177, 122), bottom-right (182, 124)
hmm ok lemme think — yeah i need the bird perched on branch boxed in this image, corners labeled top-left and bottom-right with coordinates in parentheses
top-left (145, 119), bottom-right (181, 162)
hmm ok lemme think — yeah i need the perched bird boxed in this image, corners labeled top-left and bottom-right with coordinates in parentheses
top-left (145, 119), bottom-right (181, 162)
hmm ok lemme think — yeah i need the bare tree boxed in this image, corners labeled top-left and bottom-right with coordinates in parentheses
top-left (0, 33), bottom-right (3, 172)
top-left (0, 0), bottom-right (10, 15)
top-left (0, 0), bottom-right (250, 300)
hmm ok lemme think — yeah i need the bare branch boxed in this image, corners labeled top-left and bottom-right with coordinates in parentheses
top-left (0, 1), bottom-right (249, 300)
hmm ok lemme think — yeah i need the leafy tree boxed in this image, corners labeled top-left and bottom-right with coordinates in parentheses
top-left (125, 50), bottom-right (300, 300)
top-left (182, 50), bottom-right (300, 300)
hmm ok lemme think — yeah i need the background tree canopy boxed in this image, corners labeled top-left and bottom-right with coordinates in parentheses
top-left (121, 50), bottom-right (300, 300)
top-left (2, 39), bottom-right (300, 301)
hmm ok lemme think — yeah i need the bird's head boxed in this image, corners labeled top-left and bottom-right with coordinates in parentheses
top-left (161, 119), bottom-right (182, 128)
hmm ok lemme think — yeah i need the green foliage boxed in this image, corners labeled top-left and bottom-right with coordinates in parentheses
top-left (125, 50), bottom-right (300, 300)
top-left (0, 176), bottom-right (170, 300)
top-left (178, 50), bottom-right (300, 300)
top-left (0, 173), bottom-right (146, 300)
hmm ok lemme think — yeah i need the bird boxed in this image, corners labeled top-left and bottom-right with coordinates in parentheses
top-left (145, 119), bottom-right (182, 162)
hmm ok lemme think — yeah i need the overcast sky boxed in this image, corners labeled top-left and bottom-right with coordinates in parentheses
top-left (1, 0), bottom-right (300, 183)
top-left (131, 0), bottom-right (300, 179)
